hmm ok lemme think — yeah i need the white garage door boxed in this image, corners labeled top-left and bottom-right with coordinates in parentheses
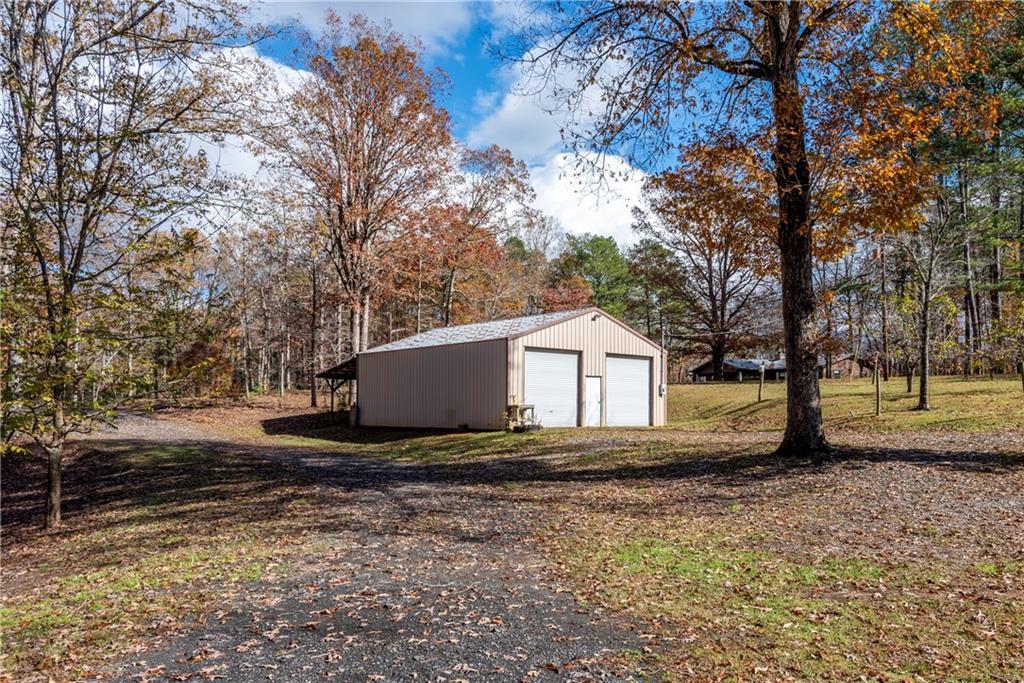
top-left (524, 349), bottom-right (578, 427)
top-left (606, 355), bottom-right (651, 426)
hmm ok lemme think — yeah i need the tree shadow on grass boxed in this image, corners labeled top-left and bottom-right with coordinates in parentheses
top-left (0, 439), bottom-right (352, 568)
top-left (261, 412), bottom-right (457, 444)
top-left (4, 421), bottom-right (1021, 560)
top-left (258, 410), bottom-right (1023, 479)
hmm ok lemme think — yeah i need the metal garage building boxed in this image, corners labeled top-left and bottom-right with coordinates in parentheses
top-left (355, 307), bottom-right (667, 430)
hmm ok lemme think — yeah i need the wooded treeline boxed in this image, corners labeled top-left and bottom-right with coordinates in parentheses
top-left (2, 1), bottom-right (1023, 527)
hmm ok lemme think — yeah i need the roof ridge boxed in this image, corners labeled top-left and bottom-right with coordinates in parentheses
top-left (360, 308), bottom-right (590, 355)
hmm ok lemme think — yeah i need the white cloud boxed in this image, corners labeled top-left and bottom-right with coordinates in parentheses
top-left (250, 1), bottom-right (476, 56)
top-left (466, 40), bottom-right (617, 166)
top-left (467, 81), bottom-right (563, 164)
top-left (466, 48), bottom-right (647, 247)
top-left (529, 153), bottom-right (646, 248)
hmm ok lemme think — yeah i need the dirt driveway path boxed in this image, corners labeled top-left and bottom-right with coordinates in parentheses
top-left (104, 415), bottom-right (650, 682)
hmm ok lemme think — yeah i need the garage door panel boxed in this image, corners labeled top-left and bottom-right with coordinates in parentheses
top-left (606, 355), bottom-right (650, 426)
top-left (524, 349), bottom-right (578, 427)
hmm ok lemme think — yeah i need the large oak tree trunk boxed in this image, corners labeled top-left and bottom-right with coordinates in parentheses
top-left (711, 339), bottom-right (726, 381)
top-left (770, 27), bottom-right (828, 457)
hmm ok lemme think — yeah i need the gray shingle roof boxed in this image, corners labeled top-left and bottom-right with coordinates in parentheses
top-left (360, 309), bottom-right (589, 354)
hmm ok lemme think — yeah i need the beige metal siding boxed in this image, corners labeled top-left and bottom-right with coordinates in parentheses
top-left (509, 311), bottom-right (667, 426)
top-left (357, 339), bottom-right (506, 429)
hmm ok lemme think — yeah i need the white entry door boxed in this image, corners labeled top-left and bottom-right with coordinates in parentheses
top-left (606, 355), bottom-right (651, 426)
top-left (524, 349), bottom-right (578, 427)
top-left (584, 375), bottom-right (602, 426)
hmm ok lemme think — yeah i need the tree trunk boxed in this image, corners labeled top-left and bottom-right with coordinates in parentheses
top-left (44, 397), bottom-right (66, 529)
top-left (990, 132), bottom-right (1002, 322)
top-left (442, 268), bottom-right (456, 326)
top-left (309, 261), bottom-right (318, 408)
top-left (917, 283), bottom-right (931, 411)
top-left (770, 30), bottom-right (828, 456)
top-left (348, 303), bottom-right (361, 407)
top-left (361, 291), bottom-right (371, 351)
top-left (45, 441), bottom-right (63, 529)
top-left (711, 339), bottom-right (726, 381)
top-left (349, 305), bottom-right (361, 355)
top-left (416, 254), bottom-right (423, 334)
top-left (960, 172), bottom-right (981, 371)
top-left (285, 332), bottom-right (292, 390)
top-left (1018, 173), bottom-right (1024, 282)
top-left (880, 243), bottom-right (890, 380)
top-left (278, 349), bottom-right (284, 397)
top-left (906, 363), bottom-right (914, 394)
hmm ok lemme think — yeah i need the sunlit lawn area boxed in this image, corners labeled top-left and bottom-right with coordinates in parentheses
top-left (669, 374), bottom-right (1024, 432)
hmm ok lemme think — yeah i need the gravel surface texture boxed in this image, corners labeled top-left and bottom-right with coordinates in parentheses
top-left (102, 415), bottom-right (651, 682)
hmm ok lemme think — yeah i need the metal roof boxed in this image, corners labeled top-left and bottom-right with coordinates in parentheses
top-left (316, 355), bottom-right (357, 380)
top-left (727, 358), bottom-right (787, 371)
top-left (360, 309), bottom-right (589, 354)
top-left (692, 357), bottom-right (825, 373)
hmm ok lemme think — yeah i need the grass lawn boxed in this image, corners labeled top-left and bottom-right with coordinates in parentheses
top-left (2, 375), bottom-right (1021, 681)
top-left (0, 438), bottom-right (346, 681)
top-left (669, 374), bottom-right (1024, 432)
top-left (146, 376), bottom-right (1023, 468)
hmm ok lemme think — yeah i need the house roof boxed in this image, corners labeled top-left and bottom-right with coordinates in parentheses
top-left (359, 309), bottom-right (590, 355)
top-left (728, 358), bottom-right (788, 371)
top-left (692, 356), bottom-right (825, 373)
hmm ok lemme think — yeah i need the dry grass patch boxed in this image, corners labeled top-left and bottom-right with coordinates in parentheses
top-left (535, 442), bottom-right (1024, 681)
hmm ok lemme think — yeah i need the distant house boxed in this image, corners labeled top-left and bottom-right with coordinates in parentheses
top-left (825, 354), bottom-right (875, 379)
top-left (690, 357), bottom-right (827, 382)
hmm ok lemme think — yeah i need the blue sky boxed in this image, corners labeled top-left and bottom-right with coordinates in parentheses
top-left (240, 1), bottom-right (648, 246)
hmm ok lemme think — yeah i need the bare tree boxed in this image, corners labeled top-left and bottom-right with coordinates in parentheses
top-left (636, 177), bottom-right (770, 380)
top-left (1, 0), bottom-right (249, 527)
top-left (893, 189), bottom-right (961, 410)
top-left (258, 13), bottom-right (452, 360)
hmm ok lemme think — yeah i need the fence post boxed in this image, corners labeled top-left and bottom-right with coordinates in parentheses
top-left (758, 361), bottom-right (765, 403)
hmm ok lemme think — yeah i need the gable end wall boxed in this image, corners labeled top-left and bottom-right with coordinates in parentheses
top-left (508, 312), bottom-right (667, 426)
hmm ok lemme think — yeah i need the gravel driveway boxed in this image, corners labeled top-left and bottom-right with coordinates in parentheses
top-left (104, 416), bottom-right (652, 682)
